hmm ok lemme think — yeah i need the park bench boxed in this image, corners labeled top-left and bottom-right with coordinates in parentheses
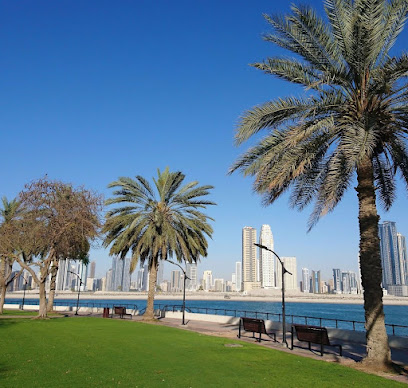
top-left (113, 306), bottom-right (132, 320)
top-left (237, 317), bottom-right (277, 342)
top-left (290, 324), bottom-right (342, 356)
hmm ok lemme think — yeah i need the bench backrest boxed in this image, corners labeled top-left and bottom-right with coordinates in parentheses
top-left (114, 306), bottom-right (126, 315)
top-left (293, 325), bottom-right (330, 345)
top-left (242, 318), bottom-right (266, 334)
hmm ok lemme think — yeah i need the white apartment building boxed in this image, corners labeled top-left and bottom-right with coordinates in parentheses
top-left (259, 224), bottom-right (275, 289)
top-left (276, 256), bottom-right (297, 291)
top-left (242, 226), bottom-right (260, 291)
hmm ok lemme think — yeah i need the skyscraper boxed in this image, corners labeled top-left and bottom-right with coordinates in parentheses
top-left (76, 261), bottom-right (88, 291)
top-left (110, 256), bottom-right (131, 292)
top-left (276, 257), bottom-right (297, 290)
top-left (56, 259), bottom-right (72, 291)
top-left (333, 268), bottom-right (342, 293)
top-left (203, 270), bottom-right (213, 291)
top-left (89, 261), bottom-right (96, 278)
top-left (235, 261), bottom-right (242, 292)
top-left (301, 268), bottom-right (310, 293)
top-left (397, 233), bottom-right (407, 285)
top-left (186, 262), bottom-right (197, 291)
top-left (142, 264), bottom-right (149, 291)
top-left (311, 270), bottom-right (321, 293)
top-left (259, 224), bottom-right (275, 289)
top-left (242, 226), bottom-right (260, 291)
top-left (171, 270), bottom-right (181, 292)
top-left (379, 221), bottom-right (406, 288)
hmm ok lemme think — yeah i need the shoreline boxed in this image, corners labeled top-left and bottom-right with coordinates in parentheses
top-left (8, 291), bottom-right (408, 306)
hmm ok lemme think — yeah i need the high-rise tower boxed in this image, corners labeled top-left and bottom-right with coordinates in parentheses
top-left (242, 226), bottom-right (260, 291)
top-left (186, 262), bottom-right (197, 291)
top-left (259, 224), bottom-right (275, 289)
top-left (276, 257), bottom-right (297, 291)
top-left (235, 261), bottom-right (242, 292)
top-left (379, 221), bottom-right (405, 287)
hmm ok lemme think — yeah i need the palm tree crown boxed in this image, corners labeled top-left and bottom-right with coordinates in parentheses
top-left (231, 0), bottom-right (408, 229)
top-left (103, 167), bottom-right (215, 273)
top-left (0, 197), bottom-right (22, 225)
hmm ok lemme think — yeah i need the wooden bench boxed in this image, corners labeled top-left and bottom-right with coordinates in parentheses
top-left (291, 324), bottom-right (342, 356)
top-left (237, 317), bottom-right (277, 342)
top-left (113, 306), bottom-right (132, 319)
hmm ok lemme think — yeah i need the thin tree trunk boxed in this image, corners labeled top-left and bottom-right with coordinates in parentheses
top-left (38, 280), bottom-right (48, 319)
top-left (356, 156), bottom-right (391, 368)
top-left (0, 281), bottom-right (6, 314)
top-left (0, 258), bottom-right (6, 314)
top-left (47, 259), bottom-right (59, 312)
top-left (144, 259), bottom-right (158, 320)
top-left (0, 258), bottom-right (12, 314)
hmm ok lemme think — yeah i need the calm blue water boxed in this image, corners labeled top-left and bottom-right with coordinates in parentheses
top-left (6, 297), bottom-right (408, 336)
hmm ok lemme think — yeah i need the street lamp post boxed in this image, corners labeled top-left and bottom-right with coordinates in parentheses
top-left (167, 260), bottom-right (190, 325)
top-left (254, 243), bottom-right (292, 347)
top-left (68, 271), bottom-right (83, 316)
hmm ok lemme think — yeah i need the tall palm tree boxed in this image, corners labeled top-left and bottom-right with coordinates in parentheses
top-left (230, 0), bottom-right (408, 369)
top-left (103, 168), bottom-right (215, 320)
top-left (0, 197), bottom-right (23, 313)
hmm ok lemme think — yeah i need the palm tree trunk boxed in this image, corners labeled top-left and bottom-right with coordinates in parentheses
top-left (356, 155), bottom-right (391, 368)
top-left (144, 259), bottom-right (158, 320)
top-left (47, 259), bottom-right (59, 312)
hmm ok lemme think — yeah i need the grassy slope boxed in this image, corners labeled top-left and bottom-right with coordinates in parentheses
top-left (0, 317), bottom-right (403, 387)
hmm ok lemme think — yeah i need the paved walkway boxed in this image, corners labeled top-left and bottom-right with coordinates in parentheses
top-left (155, 317), bottom-right (408, 364)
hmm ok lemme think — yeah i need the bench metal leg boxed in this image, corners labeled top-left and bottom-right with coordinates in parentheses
top-left (238, 320), bottom-right (242, 338)
top-left (321, 343), bottom-right (324, 357)
top-left (290, 326), bottom-right (294, 350)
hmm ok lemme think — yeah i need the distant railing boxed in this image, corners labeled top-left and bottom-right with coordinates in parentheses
top-left (156, 304), bottom-right (408, 337)
top-left (5, 299), bottom-right (407, 337)
top-left (7, 299), bottom-right (139, 311)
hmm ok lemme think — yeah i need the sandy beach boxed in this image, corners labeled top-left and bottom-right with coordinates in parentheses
top-left (8, 290), bottom-right (408, 305)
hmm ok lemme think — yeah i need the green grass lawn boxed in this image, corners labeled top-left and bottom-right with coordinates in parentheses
top-left (0, 317), bottom-right (404, 387)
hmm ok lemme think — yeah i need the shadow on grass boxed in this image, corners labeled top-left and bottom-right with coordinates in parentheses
top-left (0, 318), bottom-right (23, 328)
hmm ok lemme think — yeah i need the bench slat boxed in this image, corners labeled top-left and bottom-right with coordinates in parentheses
top-left (291, 324), bottom-right (342, 356)
top-left (237, 317), bottom-right (276, 343)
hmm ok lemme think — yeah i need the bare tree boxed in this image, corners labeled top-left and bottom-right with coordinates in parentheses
top-left (4, 178), bottom-right (102, 318)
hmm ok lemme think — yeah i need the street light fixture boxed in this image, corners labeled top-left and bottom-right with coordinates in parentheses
top-left (254, 243), bottom-right (292, 347)
top-left (68, 271), bottom-right (84, 316)
top-left (167, 260), bottom-right (190, 325)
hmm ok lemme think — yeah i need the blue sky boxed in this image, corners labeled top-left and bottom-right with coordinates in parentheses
top-left (2, 0), bottom-right (408, 282)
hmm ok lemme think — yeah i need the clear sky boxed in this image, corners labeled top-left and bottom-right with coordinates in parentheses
top-left (2, 0), bottom-right (408, 282)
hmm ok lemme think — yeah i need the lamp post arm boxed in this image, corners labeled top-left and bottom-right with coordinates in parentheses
top-left (254, 244), bottom-right (292, 276)
top-left (166, 260), bottom-right (190, 279)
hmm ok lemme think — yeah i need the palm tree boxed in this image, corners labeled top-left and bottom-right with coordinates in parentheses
top-left (0, 197), bottom-right (23, 313)
top-left (103, 168), bottom-right (215, 320)
top-left (230, 0), bottom-right (408, 369)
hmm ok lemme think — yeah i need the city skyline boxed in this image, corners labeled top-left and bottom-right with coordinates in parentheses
top-left (3, 1), bottom-right (408, 283)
